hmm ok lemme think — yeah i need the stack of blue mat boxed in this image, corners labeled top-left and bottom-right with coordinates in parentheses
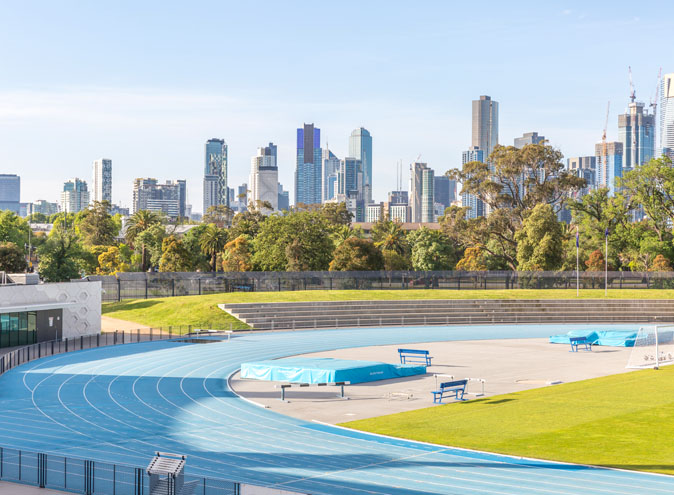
top-left (549, 329), bottom-right (637, 347)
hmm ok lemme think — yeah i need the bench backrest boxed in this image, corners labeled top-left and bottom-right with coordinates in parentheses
top-left (569, 337), bottom-right (588, 343)
top-left (439, 379), bottom-right (467, 389)
top-left (398, 348), bottom-right (429, 355)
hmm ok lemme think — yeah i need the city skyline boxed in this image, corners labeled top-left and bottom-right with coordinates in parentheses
top-left (1, 2), bottom-right (673, 211)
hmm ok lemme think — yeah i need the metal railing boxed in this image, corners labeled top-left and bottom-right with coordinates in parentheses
top-left (0, 445), bottom-right (304, 495)
top-left (0, 326), bottom-right (238, 379)
top-left (78, 270), bottom-right (674, 303)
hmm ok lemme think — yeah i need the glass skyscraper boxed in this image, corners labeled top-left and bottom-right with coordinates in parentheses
top-left (92, 158), bottom-right (112, 204)
top-left (618, 102), bottom-right (655, 169)
top-left (61, 178), bottom-right (90, 213)
top-left (595, 142), bottom-right (624, 196)
top-left (460, 147), bottom-right (485, 219)
top-left (295, 124), bottom-right (322, 206)
top-left (472, 95), bottom-right (499, 160)
top-left (660, 73), bottom-right (674, 159)
top-left (409, 162), bottom-right (434, 223)
top-left (203, 138), bottom-right (228, 214)
top-left (348, 128), bottom-right (372, 203)
top-left (0, 174), bottom-right (20, 214)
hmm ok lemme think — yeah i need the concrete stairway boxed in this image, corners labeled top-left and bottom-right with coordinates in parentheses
top-left (219, 299), bottom-right (674, 330)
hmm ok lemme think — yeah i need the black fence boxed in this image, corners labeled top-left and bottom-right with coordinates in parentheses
top-left (79, 270), bottom-right (674, 303)
top-left (0, 445), bottom-right (260, 495)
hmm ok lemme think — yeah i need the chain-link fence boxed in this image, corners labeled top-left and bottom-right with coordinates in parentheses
top-left (78, 270), bottom-right (674, 303)
top-left (0, 446), bottom-right (263, 494)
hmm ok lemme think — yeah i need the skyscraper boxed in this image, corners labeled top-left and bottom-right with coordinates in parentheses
top-left (660, 73), bottom-right (674, 159)
top-left (567, 156), bottom-right (596, 194)
top-left (92, 159), bottom-right (112, 203)
top-left (133, 178), bottom-right (185, 218)
top-left (514, 132), bottom-right (545, 149)
top-left (203, 138), bottom-right (228, 214)
top-left (250, 143), bottom-right (279, 211)
top-left (322, 148), bottom-right (340, 202)
top-left (0, 174), bottom-right (20, 214)
top-left (295, 124), bottom-right (322, 206)
top-left (349, 128), bottom-right (373, 203)
top-left (61, 178), bottom-right (90, 213)
top-left (460, 147), bottom-right (485, 219)
top-left (277, 183), bottom-right (289, 212)
top-left (433, 175), bottom-right (457, 210)
top-left (409, 162), bottom-right (434, 223)
top-left (595, 142), bottom-right (624, 195)
top-left (618, 101), bottom-right (655, 169)
top-left (472, 95), bottom-right (499, 160)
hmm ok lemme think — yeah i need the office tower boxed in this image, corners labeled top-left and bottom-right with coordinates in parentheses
top-left (514, 132), bottom-right (545, 149)
top-left (388, 190), bottom-right (408, 204)
top-left (661, 73), bottom-right (674, 158)
top-left (336, 157), bottom-right (364, 221)
top-left (132, 178), bottom-right (185, 218)
top-left (203, 138), bottom-right (228, 214)
top-left (567, 156), bottom-right (596, 193)
top-left (387, 190), bottom-right (409, 223)
top-left (29, 200), bottom-right (59, 217)
top-left (322, 148), bottom-right (340, 202)
top-left (0, 174), bottom-right (20, 214)
top-left (595, 142), bottom-right (624, 195)
top-left (366, 203), bottom-right (384, 223)
top-left (472, 95), bottom-right (499, 160)
top-left (61, 178), bottom-right (90, 213)
top-left (176, 180), bottom-right (187, 218)
top-left (409, 162), bottom-right (434, 223)
top-left (349, 128), bottom-right (373, 203)
top-left (92, 159), bottom-right (112, 203)
top-left (433, 175), bottom-right (457, 210)
top-left (460, 147), bottom-right (485, 219)
top-left (250, 143), bottom-right (279, 211)
top-left (277, 183), bottom-right (290, 212)
top-left (618, 101), bottom-right (655, 169)
top-left (295, 123), bottom-right (322, 205)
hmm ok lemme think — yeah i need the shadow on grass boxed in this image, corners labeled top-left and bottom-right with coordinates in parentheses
top-left (103, 299), bottom-right (163, 313)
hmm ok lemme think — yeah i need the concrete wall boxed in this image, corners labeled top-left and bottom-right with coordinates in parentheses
top-left (0, 281), bottom-right (101, 338)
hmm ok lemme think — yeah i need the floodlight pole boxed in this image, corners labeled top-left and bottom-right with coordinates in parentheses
top-left (655, 325), bottom-right (660, 370)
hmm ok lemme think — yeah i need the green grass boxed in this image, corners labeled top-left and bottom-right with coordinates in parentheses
top-left (343, 367), bottom-right (674, 475)
top-left (102, 289), bottom-right (674, 329)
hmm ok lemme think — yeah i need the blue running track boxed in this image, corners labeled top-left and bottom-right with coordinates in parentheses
top-left (0, 323), bottom-right (671, 495)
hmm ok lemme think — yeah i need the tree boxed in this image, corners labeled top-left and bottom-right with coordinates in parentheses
top-left (222, 235), bottom-right (253, 272)
top-left (37, 226), bottom-right (84, 282)
top-left (0, 242), bottom-right (26, 272)
top-left (650, 254), bottom-right (673, 272)
top-left (446, 143), bottom-right (585, 269)
top-left (81, 245), bottom-right (109, 274)
top-left (199, 224), bottom-right (228, 271)
top-left (77, 201), bottom-right (118, 246)
top-left (0, 211), bottom-right (29, 251)
top-left (321, 202), bottom-right (353, 226)
top-left (585, 249), bottom-right (613, 272)
top-left (407, 228), bottom-right (458, 271)
top-left (181, 225), bottom-right (212, 271)
top-left (456, 246), bottom-right (488, 271)
top-left (125, 210), bottom-right (163, 270)
top-left (203, 205), bottom-right (235, 228)
top-left (329, 238), bottom-right (384, 271)
top-left (133, 224), bottom-right (166, 271)
top-left (331, 225), bottom-right (364, 248)
top-left (159, 236), bottom-right (193, 272)
top-left (252, 211), bottom-right (334, 271)
top-left (372, 219), bottom-right (408, 255)
top-left (97, 246), bottom-right (130, 275)
top-left (229, 209), bottom-right (267, 239)
top-left (28, 212), bottom-right (48, 223)
top-left (514, 204), bottom-right (564, 271)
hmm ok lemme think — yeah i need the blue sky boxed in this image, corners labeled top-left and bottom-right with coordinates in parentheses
top-left (1, 1), bottom-right (672, 211)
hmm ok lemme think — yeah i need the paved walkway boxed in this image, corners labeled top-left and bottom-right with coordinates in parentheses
top-left (0, 323), bottom-right (671, 495)
top-left (101, 315), bottom-right (150, 333)
top-left (0, 481), bottom-right (69, 494)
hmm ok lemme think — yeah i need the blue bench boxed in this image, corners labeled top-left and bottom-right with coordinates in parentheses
top-left (398, 348), bottom-right (432, 366)
top-left (569, 336), bottom-right (592, 352)
top-left (432, 379), bottom-right (467, 403)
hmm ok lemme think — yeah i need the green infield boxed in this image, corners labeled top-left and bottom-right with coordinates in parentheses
top-left (342, 366), bottom-right (674, 475)
top-left (102, 289), bottom-right (674, 329)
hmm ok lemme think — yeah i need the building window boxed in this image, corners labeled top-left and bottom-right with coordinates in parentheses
top-left (0, 311), bottom-right (37, 348)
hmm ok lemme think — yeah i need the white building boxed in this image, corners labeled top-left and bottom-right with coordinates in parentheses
top-left (60, 178), bottom-right (90, 213)
top-left (661, 73), bottom-right (674, 159)
top-left (249, 144), bottom-right (278, 211)
top-left (366, 203), bottom-right (384, 223)
top-left (92, 158), bottom-right (112, 203)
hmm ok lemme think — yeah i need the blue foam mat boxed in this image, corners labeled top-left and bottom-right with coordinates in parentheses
top-left (241, 357), bottom-right (426, 384)
top-left (549, 329), bottom-right (638, 347)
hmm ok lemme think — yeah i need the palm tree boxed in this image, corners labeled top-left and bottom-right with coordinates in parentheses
top-left (331, 225), bottom-right (363, 248)
top-left (199, 223), bottom-right (228, 271)
top-left (374, 221), bottom-right (407, 255)
top-left (125, 210), bottom-right (163, 270)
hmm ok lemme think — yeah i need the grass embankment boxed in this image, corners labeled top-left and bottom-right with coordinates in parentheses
top-left (343, 366), bottom-right (674, 475)
top-left (102, 289), bottom-right (674, 330)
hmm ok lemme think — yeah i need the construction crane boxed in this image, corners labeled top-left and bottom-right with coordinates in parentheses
top-left (601, 101), bottom-right (610, 186)
top-left (629, 66), bottom-right (636, 103)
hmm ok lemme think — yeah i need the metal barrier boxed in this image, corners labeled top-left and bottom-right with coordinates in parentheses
top-left (0, 326), bottom-right (237, 379)
top-left (0, 445), bottom-right (243, 495)
top-left (78, 270), bottom-right (674, 303)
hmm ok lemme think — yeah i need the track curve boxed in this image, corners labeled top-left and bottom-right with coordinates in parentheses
top-left (0, 323), bottom-right (669, 495)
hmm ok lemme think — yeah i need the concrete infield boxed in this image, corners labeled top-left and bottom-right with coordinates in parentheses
top-left (230, 337), bottom-right (634, 423)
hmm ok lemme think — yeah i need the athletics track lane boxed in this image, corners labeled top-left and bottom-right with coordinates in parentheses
top-left (0, 324), bottom-right (670, 495)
